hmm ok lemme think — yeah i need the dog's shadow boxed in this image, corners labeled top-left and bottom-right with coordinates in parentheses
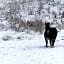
top-left (23, 45), bottom-right (56, 50)
top-left (23, 44), bottom-right (64, 50)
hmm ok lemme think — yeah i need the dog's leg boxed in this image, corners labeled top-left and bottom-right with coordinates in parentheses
top-left (45, 38), bottom-right (48, 47)
top-left (50, 39), bottom-right (52, 47)
top-left (52, 39), bottom-right (55, 46)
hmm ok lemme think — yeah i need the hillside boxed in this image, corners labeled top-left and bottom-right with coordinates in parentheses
top-left (0, 0), bottom-right (64, 31)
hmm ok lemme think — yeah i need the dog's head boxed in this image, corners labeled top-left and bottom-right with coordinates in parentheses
top-left (45, 22), bottom-right (50, 26)
top-left (45, 22), bottom-right (50, 29)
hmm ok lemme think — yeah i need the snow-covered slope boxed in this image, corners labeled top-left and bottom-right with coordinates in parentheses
top-left (0, 0), bottom-right (64, 32)
top-left (19, 0), bottom-right (64, 23)
top-left (0, 30), bottom-right (64, 64)
top-left (0, 0), bottom-right (64, 23)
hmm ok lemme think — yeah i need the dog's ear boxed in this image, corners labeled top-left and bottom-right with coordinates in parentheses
top-left (48, 23), bottom-right (50, 25)
top-left (45, 22), bottom-right (50, 25)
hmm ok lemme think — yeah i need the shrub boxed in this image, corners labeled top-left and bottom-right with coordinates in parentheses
top-left (26, 20), bottom-right (44, 33)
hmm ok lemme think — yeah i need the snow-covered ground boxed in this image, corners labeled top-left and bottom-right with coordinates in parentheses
top-left (0, 30), bottom-right (64, 64)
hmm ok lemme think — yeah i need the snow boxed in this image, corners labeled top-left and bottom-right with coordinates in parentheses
top-left (0, 0), bottom-right (64, 63)
top-left (0, 0), bottom-right (64, 25)
top-left (0, 30), bottom-right (64, 64)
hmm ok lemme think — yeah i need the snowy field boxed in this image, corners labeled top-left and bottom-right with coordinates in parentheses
top-left (0, 30), bottom-right (64, 64)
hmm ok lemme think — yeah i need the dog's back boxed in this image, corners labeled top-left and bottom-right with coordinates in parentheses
top-left (49, 27), bottom-right (57, 39)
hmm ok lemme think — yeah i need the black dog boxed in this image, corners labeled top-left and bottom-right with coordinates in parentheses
top-left (44, 22), bottom-right (57, 47)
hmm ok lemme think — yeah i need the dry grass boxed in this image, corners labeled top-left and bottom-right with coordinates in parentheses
top-left (10, 18), bottom-right (44, 33)
top-left (26, 20), bottom-right (44, 33)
